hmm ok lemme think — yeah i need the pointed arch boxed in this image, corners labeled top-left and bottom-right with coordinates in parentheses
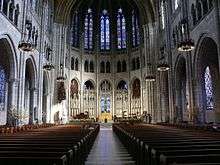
top-left (84, 60), bottom-right (89, 72)
top-left (90, 61), bottom-right (94, 73)
top-left (122, 60), bottom-right (127, 72)
top-left (117, 61), bottom-right (121, 73)
top-left (106, 61), bottom-right (110, 73)
top-left (100, 61), bottom-right (105, 73)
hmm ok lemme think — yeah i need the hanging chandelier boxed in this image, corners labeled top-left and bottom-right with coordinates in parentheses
top-left (145, 75), bottom-right (156, 82)
top-left (177, 18), bottom-right (195, 52)
top-left (43, 62), bottom-right (55, 71)
top-left (56, 64), bottom-right (66, 82)
top-left (177, 39), bottom-right (195, 52)
top-left (57, 76), bottom-right (66, 82)
top-left (18, 19), bottom-right (35, 52)
top-left (157, 47), bottom-right (170, 72)
top-left (18, 40), bottom-right (33, 52)
top-left (157, 63), bottom-right (170, 72)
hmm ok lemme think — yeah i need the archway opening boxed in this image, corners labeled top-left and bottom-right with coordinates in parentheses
top-left (24, 59), bottom-right (35, 125)
top-left (115, 80), bottom-right (128, 118)
top-left (0, 38), bottom-right (16, 126)
top-left (175, 57), bottom-right (187, 123)
top-left (42, 72), bottom-right (49, 123)
top-left (197, 37), bottom-right (220, 123)
top-left (83, 80), bottom-right (96, 118)
top-left (131, 78), bottom-right (141, 117)
top-left (70, 79), bottom-right (80, 118)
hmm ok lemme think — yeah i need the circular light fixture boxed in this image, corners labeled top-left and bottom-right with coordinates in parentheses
top-left (145, 75), bottom-right (156, 82)
top-left (177, 39), bottom-right (195, 52)
top-left (56, 76), bottom-right (66, 82)
top-left (157, 63), bottom-right (170, 72)
top-left (43, 63), bottom-right (55, 71)
top-left (18, 41), bottom-right (34, 52)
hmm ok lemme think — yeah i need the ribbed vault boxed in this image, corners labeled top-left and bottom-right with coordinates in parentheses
top-left (54, 0), bottom-right (156, 25)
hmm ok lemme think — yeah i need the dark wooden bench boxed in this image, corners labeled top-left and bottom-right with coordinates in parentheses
top-left (0, 124), bottom-right (100, 165)
top-left (113, 123), bottom-right (220, 165)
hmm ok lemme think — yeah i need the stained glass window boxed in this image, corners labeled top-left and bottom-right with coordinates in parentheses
top-left (132, 10), bottom-right (140, 47)
top-left (100, 10), bottom-right (110, 50)
top-left (174, 0), bottom-right (180, 10)
top-left (71, 12), bottom-right (79, 47)
top-left (161, 1), bottom-right (165, 29)
top-left (204, 66), bottom-right (214, 110)
top-left (84, 9), bottom-right (93, 50)
top-left (101, 97), bottom-right (104, 112)
top-left (107, 97), bottom-right (111, 112)
top-left (117, 9), bottom-right (126, 49)
top-left (0, 67), bottom-right (6, 111)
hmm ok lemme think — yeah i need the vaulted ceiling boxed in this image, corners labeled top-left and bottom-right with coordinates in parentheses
top-left (54, 0), bottom-right (156, 25)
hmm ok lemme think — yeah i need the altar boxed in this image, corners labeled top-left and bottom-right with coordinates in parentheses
top-left (99, 112), bottom-right (112, 123)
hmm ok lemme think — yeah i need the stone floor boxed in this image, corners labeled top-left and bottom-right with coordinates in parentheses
top-left (85, 123), bottom-right (135, 165)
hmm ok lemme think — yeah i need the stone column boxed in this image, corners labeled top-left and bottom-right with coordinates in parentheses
top-left (7, 78), bottom-right (19, 126)
top-left (29, 87), bottom-right (37, 124)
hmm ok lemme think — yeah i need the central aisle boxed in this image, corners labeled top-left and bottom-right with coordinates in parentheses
top-left (85, 124), bottom-right (135, 165)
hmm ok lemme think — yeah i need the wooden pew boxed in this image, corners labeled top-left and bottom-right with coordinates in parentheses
top-left (113, 123), bottom-right (220, 165)
top-left (0, 124), bottom-right (99, 165)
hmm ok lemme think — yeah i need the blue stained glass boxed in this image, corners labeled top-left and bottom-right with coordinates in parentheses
top-left (0, 67), bottom-right (6, 111)
top-left (101, 10), bottom-right (110, 50)
top-left (101, 96), bottom-right (111, 113)
top-left (101, 97), bottom-right (105, 112)
top-left (132, 11), bottom-right (140, 47)
top-left (107, 97), bottom-right (111, 112)
top-left (84, 9), bottom-right (93, 50)
top-left (204, 66), bottom-right (214, 110)
top-left (72, 12), bottom-right (79, 47)
top-left (117, 9), bottom-right (126, 49)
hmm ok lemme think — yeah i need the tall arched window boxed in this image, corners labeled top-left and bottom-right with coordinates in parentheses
top-left (75, 59), bottom-right (79, 71)
top-left (136, 57), bottom-right (140, 69)
top-left (174, 0), bottom-right (180, 10)
top-left (117, 61), bottom-right (121, 73)
top-left (3, 0), bottom-right (9, 15)
top-left (14, 4), bottom-right (19, 26)
top-left (0, 0), bottom-right (2, 11)
top-left (84, 60), bottom-right (89, 72)
top-left (132, 10), bottom-right (140, 47)
top-left (71, 12), bottom-right (79, 47)
top-left (202, 0), bottom-right (208, 15)
top-left (0, 67), bottom-right (6, 111)
top-left (100, 61), bottom-right (105, 73)
top-left (35, 0), bottom-right (39, 14)
top-left (209, 0), bottom-right (213, 9)
top-left (191, 4), bottom-right (197, 25)
top-left (132, 58), bottom-right (136, 70)
top-left (117, 8), bottom-right (126, 49)
top-left (122, 60), bottom-right (127, 72)
top-left (84, 9), bottom-right (93, 50)
top-left (106, 61), bottom-right (111, 73)
top-left (90, 61), bottom-right (94, 73)
top-left (9, 0), bottom-right (14, 21)
top-left (71, 57), bottom-right (75, 70)
top-left (161, 1), bottom-right (165, 29)
top-left (204, 66), bottom-right (214, 110)
top-left (100, 10), bottom-right (110, 50)
top-left (197, 2), bottom-right (202, 20)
